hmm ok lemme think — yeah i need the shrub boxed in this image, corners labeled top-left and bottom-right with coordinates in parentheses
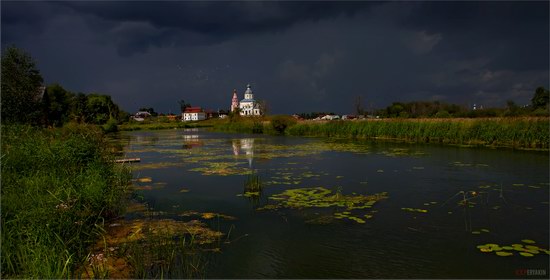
top-left (270, 115), bottom-right (297, 134)
top-left (102, 117), bottom-right (118, 133)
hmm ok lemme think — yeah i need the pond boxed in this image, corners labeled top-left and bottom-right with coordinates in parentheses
top-left (110, 128), bottom-right (549, 278)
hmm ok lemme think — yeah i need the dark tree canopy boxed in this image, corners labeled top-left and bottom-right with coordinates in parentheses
top-left (1, 46), bottom-right (44, 124)
top-left (531, 86), bottom-right (549, 110)
top-left (43, 83), bottom-right (73, 127)
top-left (177, 100), bottom-right (191, 113)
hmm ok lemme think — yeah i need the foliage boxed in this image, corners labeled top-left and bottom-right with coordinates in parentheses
top-left (102, 117), bottom-right (119, 133)
top-left (87, 94), bottom-right (121, 124)
top-left (1, 46), bottom-right (44, 124)
top-left (270, 115), bottom-right (297, 134)
top-left (1, 124), bottom-right (131, 278)
top-left (138, 107), bottom-right (158, 116)
top-left (43, 84), bottom-right (73, 127)
top-left (531, 86), bottom-right (549, 110)
top-left (178, 99), bottom-right (191, 113)
top-left (434, 110), bottom-right (451, 118)
top-left (286, 118), bottom-right (549, 150)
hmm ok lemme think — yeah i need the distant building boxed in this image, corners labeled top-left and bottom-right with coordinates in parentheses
top-left (230, 84), bottom-right (262, 116)
top-left (132, 111), bottom-right (152, 122)
top-left (204, 109), bottom-right (219, 119)
top-left (292, 114), bottom-right (303, 120)
top-left (182, 107), bottom-right (206, 121)
top-left (321, 114), bottom-right (340, 120)
top-left (218, 109), bottom-right (229, 119)
top-left (231, 89), bottom-right (239, 112)
top-left (239, 84), bottom-right (262, 116)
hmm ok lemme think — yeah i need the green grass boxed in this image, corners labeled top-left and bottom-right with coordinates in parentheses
top-left (285, 118), bottom-right (549, 150)
top-left (123, 232), bottom-right (208, 279)
top-left (1, 123), bottom-right (131, 278)
top-left (118, 120), bottom-right (213, 131)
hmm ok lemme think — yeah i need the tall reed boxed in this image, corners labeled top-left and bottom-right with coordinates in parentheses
top-left (1, 124), bottom-right (131, 278)
top-left (285, 118), bottom-right (549, 149)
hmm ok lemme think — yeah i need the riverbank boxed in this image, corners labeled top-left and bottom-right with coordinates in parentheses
top-left (287, 118), bottom-right (550, 150)
top-left (118, 121), bottom-right (213, 131)
top-left (209, 117), bottom-right (549, 150)
top-left (1, 124), bottom-right (131, 278)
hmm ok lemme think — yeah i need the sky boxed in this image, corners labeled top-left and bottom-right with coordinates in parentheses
top-left (2, 1), bottom-right (549, 114)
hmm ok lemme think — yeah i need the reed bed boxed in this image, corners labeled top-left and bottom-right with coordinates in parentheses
top-left (286, 118), bottom-right (549, 150)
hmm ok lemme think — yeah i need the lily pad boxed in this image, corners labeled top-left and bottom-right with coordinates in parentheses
top-left (522, 239), bottom-right (536, 244)
top-left (137, 177), bottom-right (153, 183)
top-left (519, 252), bottom-right (534, 257)
top-left (258, 187), bottom-right (387, 224)
top-left (495, 251), bottom-right (513, 257)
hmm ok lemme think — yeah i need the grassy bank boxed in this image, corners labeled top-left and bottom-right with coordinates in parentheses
top-left (118, 120), bottom-right (213, 131)
top-left (208, 116), bottom-right (548, 150)
top-left (1, 124), bottom-right (131, 278)
top-left (286, 118), bottom-right (549, 150)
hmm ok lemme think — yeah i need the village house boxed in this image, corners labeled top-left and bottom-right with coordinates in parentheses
top-left (182, 107), bottom-right (206, 121)
top-left (131, 111), bottom-right (152, 122)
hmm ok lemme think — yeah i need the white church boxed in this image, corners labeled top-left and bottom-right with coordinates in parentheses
top-left (231, 84), bottom-right (262, 116)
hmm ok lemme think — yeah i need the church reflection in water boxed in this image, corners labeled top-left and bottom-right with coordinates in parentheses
top-left (232, 138), bottom-right (254, 167)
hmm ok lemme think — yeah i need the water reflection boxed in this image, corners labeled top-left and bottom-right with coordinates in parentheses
top-left (182, 134), bottom-right (202, 149)
top-left (232, 138), bottom-right (255, 167)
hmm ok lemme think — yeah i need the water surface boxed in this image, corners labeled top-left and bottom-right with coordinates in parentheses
top-left (111, 128), bottom-right (549, 278)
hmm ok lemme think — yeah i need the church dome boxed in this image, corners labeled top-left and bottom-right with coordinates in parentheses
top-left (245, 84), bottom-right (253, 95)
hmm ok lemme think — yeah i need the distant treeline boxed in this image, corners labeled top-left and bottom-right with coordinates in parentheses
top-left (378, 92), bottom-right (548, 118)
top-left (1, 46), bottom-right (128, 131)
top-left (297, 88), bottom-right (549, 119)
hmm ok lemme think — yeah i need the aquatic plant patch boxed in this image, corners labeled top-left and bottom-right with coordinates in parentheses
top-left (80, 218), bottom-right (223, 278)
top-left (257, 187), bottom-right (388, 223)
top-left (130, 161), bottom-right (186, 171)
top-left (477, 241), bottom-right (550, 257)
top-left (188, 162), bottom-right (254, 176)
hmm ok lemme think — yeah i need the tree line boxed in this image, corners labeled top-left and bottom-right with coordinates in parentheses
top-left (377, 89), bottom-right (548, 118)
top-left (1, 46), bottom-right (128, 128)
top-left (297, 89), bottom-right (548, 119)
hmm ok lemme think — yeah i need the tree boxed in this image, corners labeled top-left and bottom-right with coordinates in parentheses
top-left (258, 100), bottom-right (269, 116)
top-left (1, 46), bottom-right (44, 124)
top-left (43, 83), bottom-right (74, 127)
top-left (531, 86), bottom-right (549, 110)
top-left (87, 94), bottom-right (120, 124)
top-left (505, 100), bottom-right (520, 116)
top-left (354, 95), bottom-right (364, 115)
top-left (178, 100), bottom-right (191, 113)
top-left (70, 93), bottom-right (89, 123)
top-left (138, 107), bottom-right (158, 116)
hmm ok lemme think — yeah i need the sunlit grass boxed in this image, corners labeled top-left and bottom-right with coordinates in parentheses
top-left (1, 124), bottom-right (131, 278)
top-left (286, 117), bottom-right (549, 150)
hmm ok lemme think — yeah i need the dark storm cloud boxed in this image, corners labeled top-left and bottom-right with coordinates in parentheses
top-left (57, 1), bottom-right (372, 55)
top-left (1, 1), bottom-right (548, 114)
